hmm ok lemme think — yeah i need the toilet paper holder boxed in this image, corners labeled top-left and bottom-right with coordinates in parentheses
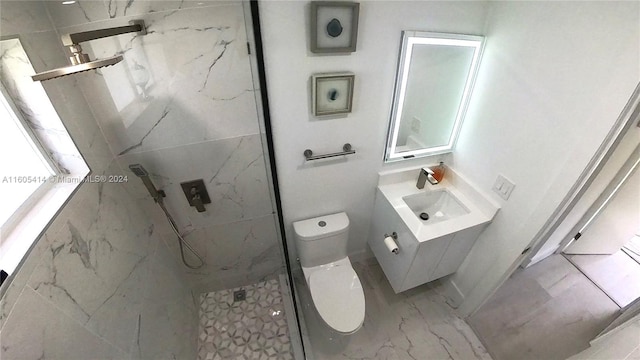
top-left (384, 232), bottom-right (399, 254)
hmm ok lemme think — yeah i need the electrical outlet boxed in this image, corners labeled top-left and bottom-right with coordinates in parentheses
top-left (492, 174), bottom-right (515, 200)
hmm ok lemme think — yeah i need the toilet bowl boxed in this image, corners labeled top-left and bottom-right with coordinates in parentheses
top-left (293, 212), bottom-right (365, 334)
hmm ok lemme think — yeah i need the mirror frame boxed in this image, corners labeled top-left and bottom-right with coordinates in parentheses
top-left (384, 31), bottom-right (485, 162)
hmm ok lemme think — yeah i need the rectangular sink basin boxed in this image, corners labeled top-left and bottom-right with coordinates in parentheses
top-left (402, 190), bottom-right (470, 224)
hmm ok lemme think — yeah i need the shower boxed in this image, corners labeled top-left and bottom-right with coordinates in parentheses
top-left (129, 164), bottom-right (205, 269)
top-left (32, 20), bottom-right (147, 82)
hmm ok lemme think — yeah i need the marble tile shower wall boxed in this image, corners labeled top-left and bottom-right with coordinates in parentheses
top-left (1, 162), bottom-right (198, 359)
top-left (43, 0), bottom-right (283, 292)
top-left (0, 1), bottom-right (197, 358)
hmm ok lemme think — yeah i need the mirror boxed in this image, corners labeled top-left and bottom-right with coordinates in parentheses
top-left (385, 31), bottom-right (484, 162)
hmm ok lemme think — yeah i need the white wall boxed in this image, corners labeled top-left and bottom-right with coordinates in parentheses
top-left (259, 0), bottom-right (488, 261)
top-left (530, 122), bottom-right (640, 264)
top-left (450, 1), bottom-right (640, 314)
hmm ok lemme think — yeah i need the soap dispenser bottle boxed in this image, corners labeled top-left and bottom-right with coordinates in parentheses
top-left (432, 162), bottom-right (445, 182)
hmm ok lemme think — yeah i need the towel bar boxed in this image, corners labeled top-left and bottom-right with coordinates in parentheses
top-left (303, 143), bottom-right (355, 161)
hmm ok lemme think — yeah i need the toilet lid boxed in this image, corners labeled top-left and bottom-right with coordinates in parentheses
top-left (309, 265), bottom-right (365, 333)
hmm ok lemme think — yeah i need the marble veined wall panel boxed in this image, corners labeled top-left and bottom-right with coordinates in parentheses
top-left (1, 160), bottom-right (198, 358)
top-left (35, 0), bottom-right (280, 295)
top-left (54, 2), bottom-right (257, 155)
top-left (118, 134), bottom-right (282, 292)
top-left (178, 214), bottom-right (283, 293)
top-left (0, 1), bottom-right (201, 357)
top-left (0, 287), bottom-right (127, 359)
top-left (0, 0), bottom-right (53, 35)
top-left (135, 233), bottom-right (198, 360)
top-left (24, 162), bottom-right (158, 352)
top-left (118, 134), bottom-right (272, 229)
top-left (44, 0), bottom-right (238, 29)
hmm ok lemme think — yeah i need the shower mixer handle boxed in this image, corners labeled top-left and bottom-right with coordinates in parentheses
top-left (180, 179), bottom-right (211, 213)
top-left (190, 188), bottom-right (206, 213)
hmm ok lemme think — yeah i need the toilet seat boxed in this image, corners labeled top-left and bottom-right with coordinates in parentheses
top-left (308, 264), bottom-right (365, 333)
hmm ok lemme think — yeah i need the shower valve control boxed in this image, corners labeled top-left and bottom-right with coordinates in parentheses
top-left (180, 179), bottom-right (211, 213)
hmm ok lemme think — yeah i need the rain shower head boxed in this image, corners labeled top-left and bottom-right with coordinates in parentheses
top-left (31, 20), bottom-right (146, 82)
top-left (32, 55), bottom-right (123, 82)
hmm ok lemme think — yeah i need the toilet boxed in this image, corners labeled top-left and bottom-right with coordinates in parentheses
top-left (293, 212), bottom-right (365, 334)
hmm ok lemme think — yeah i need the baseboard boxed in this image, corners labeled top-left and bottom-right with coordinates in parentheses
top-left (525, 245), bottom-right (559, 268)
top-left (443, 278), bottom-right (465, 308)
top-left (350, 248), bottom-right (375, 264)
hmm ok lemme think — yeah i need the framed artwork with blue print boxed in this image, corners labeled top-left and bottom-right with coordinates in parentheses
top-left (311, 72), bottom-right (355, 116)
top-left (310, 2), bottom-right (359, 53)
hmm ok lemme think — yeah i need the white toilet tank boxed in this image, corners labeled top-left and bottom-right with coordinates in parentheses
top-left (293, 212), bottom-right (349, 268)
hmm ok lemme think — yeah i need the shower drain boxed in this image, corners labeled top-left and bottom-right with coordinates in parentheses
top-left (233, 289), bottom-right (246, 302)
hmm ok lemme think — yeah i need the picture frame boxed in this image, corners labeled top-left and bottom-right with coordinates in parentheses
top-left (310, 2), bottom-right (359, 54)
top-left (311, 72), bottom-right (355, 116)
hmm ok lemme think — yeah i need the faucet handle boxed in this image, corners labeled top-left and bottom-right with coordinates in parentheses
top-left (422, 167), bottom-right (439, 185)
top-left (427, 173), bottom-right (439, 185)
top-left (422, 167), bottom-right (434, 175)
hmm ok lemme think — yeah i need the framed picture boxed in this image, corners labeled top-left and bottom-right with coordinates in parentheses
top-left (311, 72), bottom-right (355, 116)
top-left (310, 2), bottom-right (359, 53)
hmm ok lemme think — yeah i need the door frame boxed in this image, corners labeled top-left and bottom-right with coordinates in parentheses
top-left (559, 143), bottom-right (640, 254)
top-left (518, 83), bottom-right (640, 268)
top-left (594, 296), bottom-right (640, 342)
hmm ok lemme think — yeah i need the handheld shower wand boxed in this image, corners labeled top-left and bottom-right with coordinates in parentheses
top-left (128, 164), bottom-right (165, 203)
top-left (128, 164), bottom-right (204, 269)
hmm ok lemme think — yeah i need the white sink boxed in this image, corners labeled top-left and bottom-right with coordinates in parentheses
top-left (375, 166), bottom-right (500, 242)
top-left (402, 190), bottom-right (470, 224)
top-left (367, 168), bottom-right (499, 293)
top-left (369, 165), bottom-right (501, 293)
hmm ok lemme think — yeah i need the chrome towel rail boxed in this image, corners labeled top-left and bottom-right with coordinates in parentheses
top-left (304, 143), bottom-right (355, 161)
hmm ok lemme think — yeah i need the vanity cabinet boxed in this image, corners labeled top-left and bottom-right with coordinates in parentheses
top-left (369, 189), bottom-right (487, 293)
top-left (369, 191), bottom-right (419, 291)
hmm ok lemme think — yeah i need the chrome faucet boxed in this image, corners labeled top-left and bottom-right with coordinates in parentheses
top-left (416, 167), bottom-right (439, 189)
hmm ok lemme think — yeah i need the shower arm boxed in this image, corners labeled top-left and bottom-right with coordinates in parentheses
top-left (61, 20), bottom-right (146, 65)
top-left (61, 20), bottom-right (146, 46)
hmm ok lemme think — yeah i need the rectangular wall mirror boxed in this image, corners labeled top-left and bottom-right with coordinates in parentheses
top-left (385, 31), bottom-right (484, 162)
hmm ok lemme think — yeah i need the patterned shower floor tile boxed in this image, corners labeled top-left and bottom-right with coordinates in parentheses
top-left (198, 279), bottom-right (293, 360)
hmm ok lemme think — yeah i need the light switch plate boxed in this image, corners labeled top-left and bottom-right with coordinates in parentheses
top-left (492, 174), bottom-right (515, 200)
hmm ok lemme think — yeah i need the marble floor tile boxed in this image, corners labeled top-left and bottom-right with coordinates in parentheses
top-left (469, 255), bottom-right (620, 360)
top-left (567, 320), bottom-right (640, 360)
top-left (295, 259), bottom-right (492, 360)
top-left (567, 251), bottom-right (640, 307)
top-left (198, 279), bottom-right (293, 360)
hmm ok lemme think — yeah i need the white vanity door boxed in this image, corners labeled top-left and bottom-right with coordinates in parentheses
top-left (401, 235), bottom-right (450, 291)
top-left (369, 190), bottom-right (419, 293)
